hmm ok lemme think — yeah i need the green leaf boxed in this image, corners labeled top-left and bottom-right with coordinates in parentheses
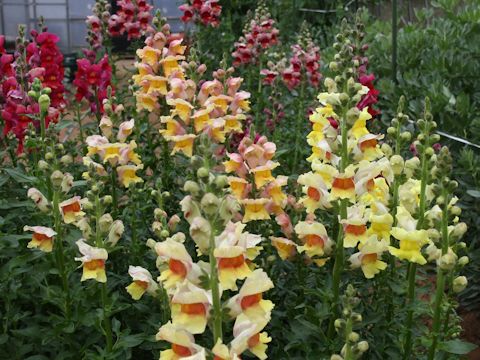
top-left (466, 189), bottom-right (480, 198)
top-left (4, 168), bottom-right (36, 184)
top-left (439, 339), bottom-right (478, 354)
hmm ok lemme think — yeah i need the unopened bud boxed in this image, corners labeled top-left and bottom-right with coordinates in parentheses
top-left (50, 170), bottom-right (64, 188)
top-left (458, 256), bottom-right (469, 266)
top-left (60, 154), bottom-right (73, 165)
top-left (197, 167), bottom-right (209, 178)
top-left (99, 213), bottom-right (113, 233)
top-left (38, 94), bottom-right (50, 113)
top-left (184, 180), bottom-right (200, 195)
top-left (38, 160), bottom-right (49, 170)
top-left (452, 276), bottom-right (467, 293)
top-left (201, 193), bottom-right (220, 215)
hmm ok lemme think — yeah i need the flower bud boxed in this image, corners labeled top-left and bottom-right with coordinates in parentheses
top-left (103, 195), bottom-right (112, 205)
top-left (60, 154), bottom-right (73, 165)
top-left (170, 232), bottom-right (185, 243)
top-left (452, 276), bottom-right (467, 293)
top-left (160, 229), bottom-right (170, 238)
top-left (438, 251), bottom-right (457, 271)
top-left (50, 170), bottom-right (64, 188)
top-left (168, 214), bottom-right (181, 231)
top-left (400, 131), bottom-right (412, 141)
top-left (219, 196), bottom-right (240, 222)
top-left (334, 319), bottom-right (346, 330)
top-left (184, 180), bottom-right (200, 195)
top-left (99, 213), bottom-right (113, 233)
top-left (426, 243), bottom-right (441, 262)
top-left (329, 61), bottom-right (338, 71)
top-left (38, 94), bottom-right (50, 113)
top-left (146, 238), bottom-right (157, 249)
top-left (107, 220), bottom-right (124, 246)
top-left (61, 172), bottom-right (74, 193)
top-left (197, 167), bottom-right (209, 178)
top-left (450, 206), bottom-right (461, 216)
top-left (458, 256), bottom-right (469, 266)
top-left (357, 341), bottom-right (369, 352)
top-left (38, 160), bottom-right (49, 170)
top-left (351, 313), bottom-right (362, 323)
top-left (381, 143), bottom-right (392, 157)
top-left (348, 332), bottom-right (360, 343)
top-left (387, 127), bottom-right (396, 135)
top-left (154, 208), bottom-right (167, 220)
top-left (452, 223), bottom-right (467, 239)
top-left (331, 355), bottom-right (343, 360)
top-left (76, 218), bottom-right (92, 239)
top-left (215, 175), bottom-right (228, 188)
top-left (200, 193), bottom-right (220, 215)
top-left (390, 155), bottom-right (404, 175)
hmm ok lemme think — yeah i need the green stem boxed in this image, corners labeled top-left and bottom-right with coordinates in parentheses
top-left (208, 222), bottom-right (222, 343)
top-left (95, 195), bottom-right (113, 352)
top-left (344, 316), bottom-right (354, 360)
top-left (52, 190), bottom-right (71, 319)
top-left (75, 104), bottom-right (84, 146)
top-left (392, 0), bottom-right (398, 84)
top-left (130, 188), bottom-right (137, 256)
top-left (328, 105), bottom-right (349, 339)
top-left (292, 80), bottom-right (306, 174)
top-left (40, 110), bottom-right (46, 156)
top-left (427, 188), bottom-right (450, 360)
top-left (255, 57), bottom-right (264, 132)
top-left (403, 131), bottom-right (430, 359)
top-left (110, 170), bottom-right (118, 218)
top-left (159, 286), bottom-right (171, 325)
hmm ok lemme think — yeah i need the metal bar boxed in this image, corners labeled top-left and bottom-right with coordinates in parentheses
top-left (32, 0), bottom-right (37, 29)
top-left (436, 131), bottom-right (480, 150)
top-left (392, 0), bottom-right (398, 84)
top-left (0, 1), bottom-right (5, 35)
top-left (1, 2), bottom-right (64, 5)
top-left (299, 0), bottom-right (355, 13)
top-left (65, 0), bottom-right (71, 53)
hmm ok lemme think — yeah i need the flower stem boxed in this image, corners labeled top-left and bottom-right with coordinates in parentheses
top-left (403, 128), bottom-right (430, 359)
top-left (208, 222), bottom-right (222, 343)
top-left (328, 105), bottom-right (349, 339)
top-left (52, 189), bottom-right (71, 319)
top-left (292, 79), bottom-right (306, 174)
top-left (75, 104), bottom-right (84, 146)
top-left (110, 170), bottom-right (118, 218)
top-left (94, 195), bottom-right (113, 353)
top-left (255, 57), bottom-right (263, 132)
top-left (427, 188), bottom-right (449, 360)
top-left (344, 316), bottom-right (354, 360)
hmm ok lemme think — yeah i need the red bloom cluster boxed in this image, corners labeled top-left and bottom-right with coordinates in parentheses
top-left (0, 33), bottom-right (62, 153)
top-left (108, 0), bottom-right (153, 40)
top-left (356, 46), bottom-right (380, 118)
top-left (26, 31), bottom-right (66, 107)
top-left (260, 42), bottom-right (321, 91)
top-left (179, 0), bottom-right (222, 27)
top-left (281, 43), bottom-right (321, 90)
top-left (232, 11), bottom-right (279, 66)
top-left (73, 53), bottom-right (113, 114)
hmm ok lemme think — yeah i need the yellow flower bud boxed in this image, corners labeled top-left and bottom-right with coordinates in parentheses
top-left (452, 276), bottom-right (467, 293)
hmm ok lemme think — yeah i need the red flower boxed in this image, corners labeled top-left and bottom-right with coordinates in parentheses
top-left (73, 54), bottom-right (113, 114)
top-left (179, 0), bottom-right (222, 27)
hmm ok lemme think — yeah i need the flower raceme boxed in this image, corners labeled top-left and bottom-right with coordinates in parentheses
top-left (179, 0), bottom-right (222, 27)
top-left (0, 30), bottom-right (63, 152)
top-left (225, 135), bottom-right (289, 225)
top-left (109, 0), bottom-right (153, 40)
top-left (73, 53), bottom-right (113, 115)
top-left (232, 5), bottom-right (279, 66)
top-left (133, 26), bottom-right (254, 158)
